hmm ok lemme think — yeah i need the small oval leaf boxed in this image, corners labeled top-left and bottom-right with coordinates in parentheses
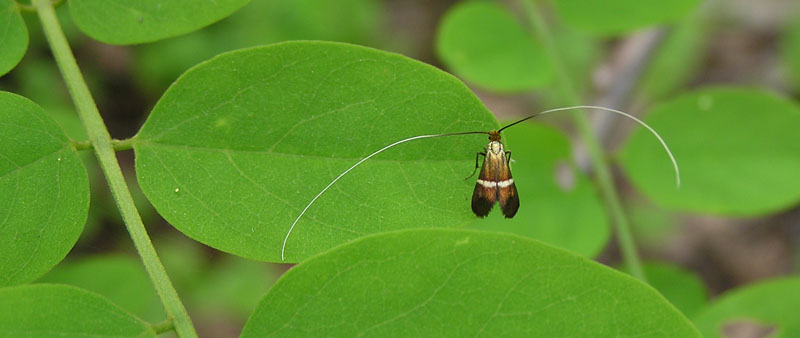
top-left (134, 41), bottom-right (498, 262)
top-left (693, 276), bottom-right (800, 338)
top-left (552, 0), bottom-right (701, 36)
top-left (0, 92), bottom-right (89, 286)
top-left (619, 87), bottom-right (800, 215)
top-left (0, 284), bottom-right (155, 337)
top-left (467, 123), bottom-right (609, 257)
top-left (0, 0), bottom-right (28, 76)
top-left (436, 1), bottom-right (552, 92)
top-left (68, 0), bottom-right (251, 45)
top-left (242, 229), bottom-right (701, 337)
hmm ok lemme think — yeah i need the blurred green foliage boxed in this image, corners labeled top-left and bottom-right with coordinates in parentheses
top-left (436, 1), bottom-right (552, 92)
top-left (1, 0), bottom-right (799, 336)
top-left (551, 0), bottom-right (701, 36)
top-left (132, 0), bottom-right (384, 97)
top-left (621, 88), bottom-right (800, 215)
top-left (693, 277), bottom-right (800, 337)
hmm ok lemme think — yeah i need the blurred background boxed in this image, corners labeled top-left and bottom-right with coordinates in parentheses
top-left (2, 0), bottom-right (799, 336)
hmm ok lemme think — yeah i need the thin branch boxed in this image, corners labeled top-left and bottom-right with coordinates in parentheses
top-left (33, 0), bottom-right (197, 336)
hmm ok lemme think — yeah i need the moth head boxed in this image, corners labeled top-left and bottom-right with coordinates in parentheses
top-left (488, 130), bottom-right (501, 142)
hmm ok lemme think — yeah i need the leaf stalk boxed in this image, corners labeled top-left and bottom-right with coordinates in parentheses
top-left (33, 0), bottom-right (198, 335)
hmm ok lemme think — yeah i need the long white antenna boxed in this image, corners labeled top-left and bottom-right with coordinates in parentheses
top-left (512, 105), bottom-right (680, 188)
top-left (280, 105), bottom-right (680, 261)
top-left (280, 131), bottom-right (487, 261)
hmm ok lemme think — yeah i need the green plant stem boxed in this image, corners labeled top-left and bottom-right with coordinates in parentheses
top-left (152, 319), bottom-right (176, 334)
top-left (33, 1), bottom-right (198, 336)
top-left (72, 140), bottom-right (92, 150)
top-left (112, 137), bottom-right (135, 151)
top-left (520, 0), bottom-right (646, 282)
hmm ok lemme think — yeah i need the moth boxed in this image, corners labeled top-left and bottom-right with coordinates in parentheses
top-left (280, 105), bottom-right (680, 261)
top-left (470, 130), bottom-right (518, 218)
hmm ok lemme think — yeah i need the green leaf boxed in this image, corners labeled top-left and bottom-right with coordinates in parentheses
top-left (37, 255), bottom-right (165, 322)
top-left (692, 276), bottom-right (800, 337)
top-left (242, 229), bottom-right (701, 337)
top-left (641, 262), bottom-right (707, 317)
top-left (68, 0), bottom-right (251, 45)
top-left (436, 1), bottom-right (552, 92)
top-left (0, 91), bottom-right (89, 286)
top-left (134, 41), bottom-right (498, 262)
top-left (619, 87), bottom-right (800, 215)
top-left (0, 284), bottom-right (155, 337)
top-left (0, 0), bottom-right (28, 76)
top-left (552, 0), bottom-right (700, 36)
top-left (467, 122), bottom-right (608, 257)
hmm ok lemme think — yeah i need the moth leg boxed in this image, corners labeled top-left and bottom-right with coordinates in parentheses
top-left (505, 150), bottom-right (512, 163)
top-left (465, 152), bottom-right (486, 180)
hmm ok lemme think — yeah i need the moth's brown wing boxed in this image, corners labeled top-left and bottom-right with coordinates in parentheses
top-left (471, 183), bottom-right (497, 217)
top-left (499, 182), bottom-right (519, 218)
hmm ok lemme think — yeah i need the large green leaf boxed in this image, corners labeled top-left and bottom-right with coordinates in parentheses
top-left (619, 87), bottom-right (800, 215)
top-left (0, 92), bottom-right (89, 286)
top-left (68, 0), bottom-right (251, 45)
top-left (467, 122), bottom-right (608, 257)
top-left (37, 255), bottom-right (164, 322)
top-left (241, 229), bottom-right (701, 337)
top-left (0, 0), bottom-right (28, 76)
top-left (552, 0), bottom-right (700, 36)
top-left (436, 1), bottom-right (552, 92)
top-left (0, 284), bottom-right (155, 337)
top-left (134, 41), bottom-right (498, 262)
top-left (693, 276), bottom-right (800, 337)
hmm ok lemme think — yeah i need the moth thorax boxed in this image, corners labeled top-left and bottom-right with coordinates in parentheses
top-left (488, 141), bottom-right (504, 154)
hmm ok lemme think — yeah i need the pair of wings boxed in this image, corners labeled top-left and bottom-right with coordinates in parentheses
top-left (471, 181), bottom-right (519, 218)
top-left (470, 151), bottom-right (519, 218)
